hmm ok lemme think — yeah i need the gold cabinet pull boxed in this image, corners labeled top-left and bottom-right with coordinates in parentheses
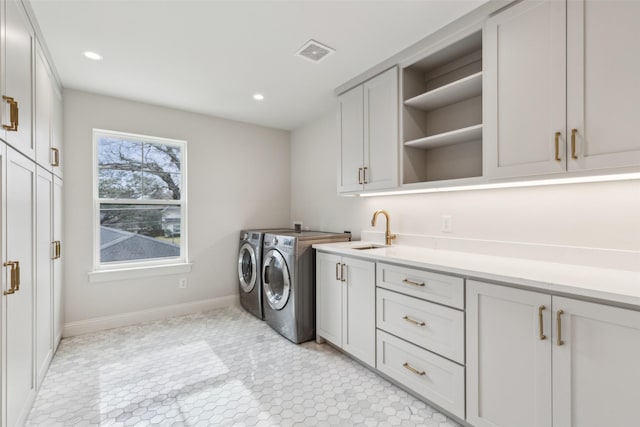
top-left (403, 315), bottom-right (426, 326)
top-left (56, 241), bottom-right (61, 259)
top-left (358, 168), bottom-right (363, 185)
top-left (556, 310), bottom-right (564, 346)
top-left (341, 263), bottom-right (346, 282)
top-left (538, 305), bottom-right (546, 340)
top-left (402, 278), bottom-right (425, 287)
top-left (51, 241), bottom-right (58, 260)
top-left (2, 96), bottom-right (18, 131)
top-left (335, 262), bottom-right (341, 281)
top-left (362, 166), bottom-right (368, 184)
top-left (571, 129), bottom-right (578, 159)
top-left (51, 147), bottom-right (60, 167)
top-left (402, 362), bottom-right (425, 376)
top-left (554, 132), bottom-right (561, 161)
top-left (3, 261), bottom-right (20, 295)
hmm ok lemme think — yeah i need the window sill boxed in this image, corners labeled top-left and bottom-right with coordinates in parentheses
top-left (89, 262), bottom-right (192, 283)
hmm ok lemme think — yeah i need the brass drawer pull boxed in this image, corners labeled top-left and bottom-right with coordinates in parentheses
top-left (556, 310), bottom-right (564, 346)
top-left (362, 166), bottom-right (368, 184)
top-left (358, 168), bottom-right (363, 185)
top-left (51, 147), bottom-right (60, 167)
top-left (341, 263), bottom-right (346, 282)
top-left (571, 129), bottom-right (578, 159)
top-left (335, 262), bottom-right (341, 281)
top-left (403, 315), bottom-right (426, 326)
top-left (554, 132), bottom-right (561, 161)
top-left (402, 278), bottom-right (425, 287)
top-left (56, 241), bottom-right (61, 259)
top-left (402, 362), bottom-right (425, 376)
top-left (538, 305), bottom-right (546, 340)
top-left (3, 261), bottom-right (20, 295)
top-left (2, 96), bottom-right (18, 131)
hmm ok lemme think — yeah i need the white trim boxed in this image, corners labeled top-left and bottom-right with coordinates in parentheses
top-left (88, 262), bottom-right (192, 283)
top-left (62, 295), bottom-right (239, 337)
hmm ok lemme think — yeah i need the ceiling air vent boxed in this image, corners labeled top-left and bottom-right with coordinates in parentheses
top-left (296, 39), bottom-right (335, 63)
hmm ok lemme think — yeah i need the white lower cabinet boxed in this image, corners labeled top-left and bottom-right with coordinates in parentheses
top-left (316, 251), bottom-right (375, 367)
top-left (467, 280), bottom-right (640, 427)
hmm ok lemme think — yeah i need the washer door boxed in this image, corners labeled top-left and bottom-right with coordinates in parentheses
top-left (238, 243), bottom-right (257, 293)
top-left (262, 249), bottom-right (291, 310)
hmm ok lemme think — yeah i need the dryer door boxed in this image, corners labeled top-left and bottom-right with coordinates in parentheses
top-left (238, 242), bottom-right (257, 293)
top-left (262, 249), bottom-right (291, 310)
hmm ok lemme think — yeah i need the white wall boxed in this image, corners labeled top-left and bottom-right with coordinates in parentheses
top-left (63, 89), bottom-right (290, 326)
top-left (291, 108), bottom-right (640, 267)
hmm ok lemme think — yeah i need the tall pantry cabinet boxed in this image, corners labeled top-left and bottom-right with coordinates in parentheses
top-left (1, 0), bottom-right (64, 426)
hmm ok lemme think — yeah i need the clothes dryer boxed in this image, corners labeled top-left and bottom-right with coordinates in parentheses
top-left (238, 229), bottom-right (292, 319)
top-left (261, 231), bottom-right (350, 343)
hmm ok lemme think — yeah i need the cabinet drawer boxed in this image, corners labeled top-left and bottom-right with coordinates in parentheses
top-left (376, 288), bottom-right (464, 364)
top-left (376, 330), bottom-right (465, 418)
top-left (376, 262), bottom-right (464, 309)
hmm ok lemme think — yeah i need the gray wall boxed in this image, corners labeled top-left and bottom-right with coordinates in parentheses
top-left (63, 89), bottom-right (290, 324)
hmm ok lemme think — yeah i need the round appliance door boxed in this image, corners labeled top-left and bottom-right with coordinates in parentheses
top-left (238, 243), bottom-right (257, 293)
top-left (262, 249), bottom-right (291, 310)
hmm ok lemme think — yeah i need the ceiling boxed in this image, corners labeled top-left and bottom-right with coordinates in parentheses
top-left (30, 0), bottom-right (487, 131)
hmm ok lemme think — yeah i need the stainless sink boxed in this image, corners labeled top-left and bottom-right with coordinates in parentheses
top-left (351, 244), bottom-right (386, 250)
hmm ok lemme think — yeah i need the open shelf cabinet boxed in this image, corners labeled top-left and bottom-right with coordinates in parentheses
top-left (401, 31), bottom-right (483, 185)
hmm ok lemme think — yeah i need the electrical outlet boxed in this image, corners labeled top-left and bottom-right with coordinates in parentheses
top-left (441, 214), bottom-right (453, 233)
top-left (178, 278), bottom-right (188, 289)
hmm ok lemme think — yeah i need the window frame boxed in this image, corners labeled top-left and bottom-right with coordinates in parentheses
top-left (92, 129), bottom-right (188, 272)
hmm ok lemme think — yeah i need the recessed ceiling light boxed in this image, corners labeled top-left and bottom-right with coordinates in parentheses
top-left (83, 51), bottom-right (103, 61)
top-left (253, 93), bottom-right (264, 101)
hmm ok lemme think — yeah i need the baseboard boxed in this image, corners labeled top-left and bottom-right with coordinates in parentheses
top-left (63, 295), bottom-right (239, 338)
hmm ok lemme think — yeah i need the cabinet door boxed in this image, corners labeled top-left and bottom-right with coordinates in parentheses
top-left (466, 280), bottom-right (552, 427)
top-left (552, 297), bottom-right (640, 427)
top-left (53, 176), bottom-right (63, 348)
top-left (35, 167), bottom-right (53, 388)
top-left (35, 46), bottom-right (52, 171)
top-left (364, 67), bottom-right (398, 191)
top-left (315, 252), bottom-right (342, 346)
top-left (3, 0), bottom-right (34, 159)
top-left (567, 0), bottom-right (640, 171)
top-left (342, 257), bottom-right (375, 367)
top-left (337, 85), bottom-right (364, 193)
top-left (484, 0), bottom-right (566, 178)
top-left (5, 147), bottom-right (36, 427)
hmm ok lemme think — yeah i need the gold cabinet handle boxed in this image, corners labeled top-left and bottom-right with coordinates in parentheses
top-left (403, 315), bottom-right (426, 326)
top-left (2, 96), bottom-right (18, 131)
top-left (556, 310), bottom-right (564, 346)
top-left (538, 305), bottom-right (546, 340)
top-left (571, 129), bottom-right (578, 159)
top-left (51, 147), bottom-right (60, 167)
top-left (554, 132), bottom-right (561, 162)
top-left (362, 166), bottom-right (368, 184)
top-left (402, 362), bottom-right (425, 376)
top-left (341, 263), bottom-right (346, 282)
top-left (56, 241), bottom-right (61, 259)
top-left (358, 168), bottom-right (363, 185)
top-left (51, 241), bottom-right (58, 260)
top-left (3, 261), bottom-right (20, 295)
top-left (402, 278), bottom-right (425, 287)
top-left (335, 262), bottom-right (341, 281)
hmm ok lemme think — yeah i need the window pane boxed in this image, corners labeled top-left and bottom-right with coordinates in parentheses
top-left (98, 137), bottom-right (142, 169)
top-left (141, 172), bottom-right (181, 200)
top-left (142, 143), bottom-right (181, 173)
top-left (100, 204), bottom-right (181, 263)
top-left (98, 169), bottom-right (143, 199)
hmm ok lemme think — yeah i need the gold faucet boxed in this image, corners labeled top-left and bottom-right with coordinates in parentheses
top-left (371, 209), bottom-right (396, 246)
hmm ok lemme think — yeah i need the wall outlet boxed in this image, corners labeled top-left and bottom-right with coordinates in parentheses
top-left (441, 214), bottom-right (453, 233)
top-left (178, 278), bottom-right (188, 289)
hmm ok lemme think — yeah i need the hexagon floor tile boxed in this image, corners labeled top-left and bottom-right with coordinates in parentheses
top-left (27, 306), bottom-right (461, 427)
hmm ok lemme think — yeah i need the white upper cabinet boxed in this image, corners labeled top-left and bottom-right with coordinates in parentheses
top-left (485, 0), bottom-right (640, 178)
top-left (2, 0), bottom-right (34, 159)
top-left (566, 0), bottom-right (640, 171)
top-left (338, 67), bottom-right (398, 193)
top-left (483, 0), bottom-right (567, 178)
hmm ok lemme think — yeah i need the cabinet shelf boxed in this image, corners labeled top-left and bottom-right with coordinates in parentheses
top-left (404, 72), bottom-right (482, 111)
top-left (404, 124), bottom-right (483, 150)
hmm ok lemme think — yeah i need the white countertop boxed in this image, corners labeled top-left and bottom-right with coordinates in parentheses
top-left (313, 241), bottom-right (640, 308)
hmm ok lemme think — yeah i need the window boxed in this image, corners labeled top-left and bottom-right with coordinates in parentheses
top-left (93, 129), bottom-right (187, 270)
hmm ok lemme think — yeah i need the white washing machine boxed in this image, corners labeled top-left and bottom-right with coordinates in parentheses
top-left (238, 228), bottom-right (292, 319)
top-left (261, 231), bottom-right (351, 343)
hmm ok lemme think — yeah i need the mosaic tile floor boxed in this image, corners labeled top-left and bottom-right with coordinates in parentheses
top-left (27, 306), bottom-right (461, 427)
